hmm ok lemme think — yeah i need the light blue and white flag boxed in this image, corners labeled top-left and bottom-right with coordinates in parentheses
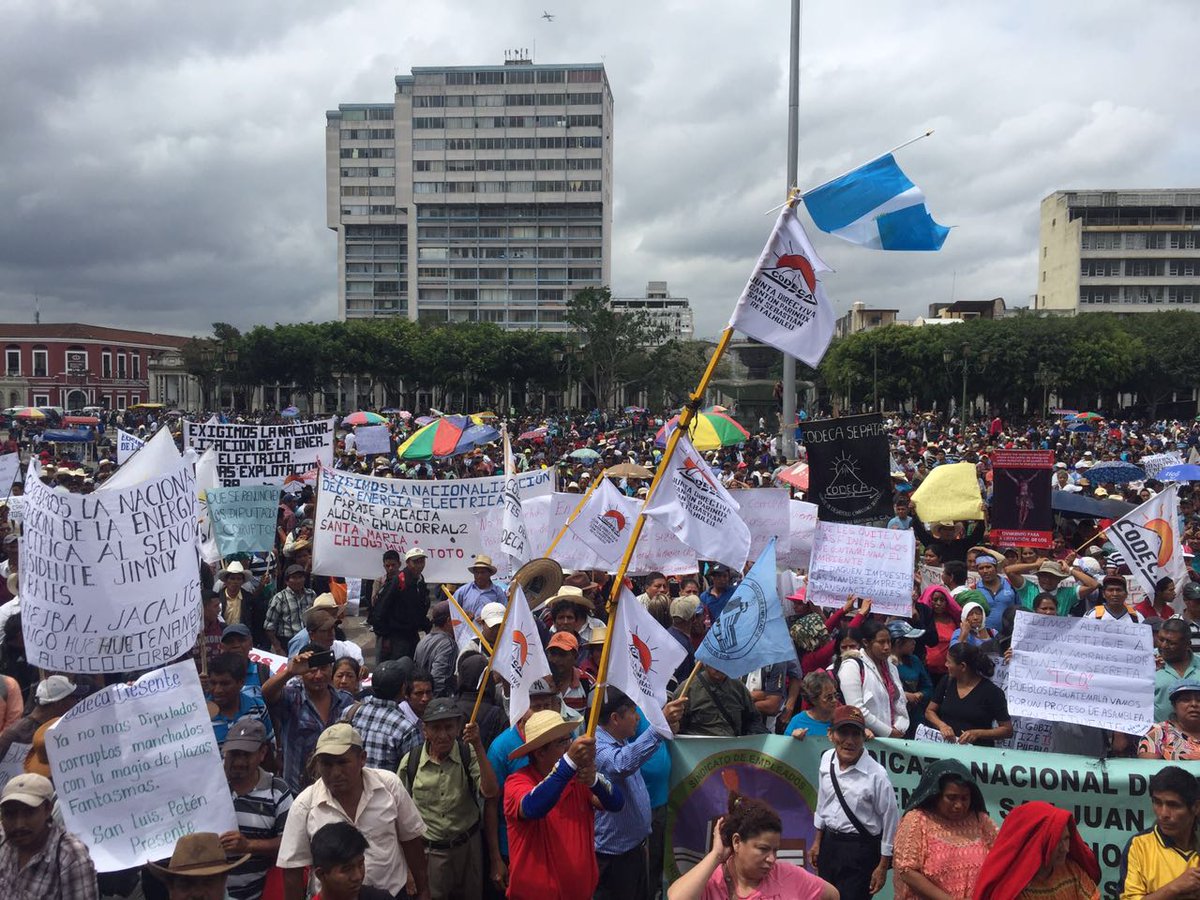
top-left (695, 538), bottom-right (796, 679)
top-left (802, 153), bottom-right (950, 251)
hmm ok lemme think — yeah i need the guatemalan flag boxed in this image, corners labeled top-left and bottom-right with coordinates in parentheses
top-left (801, 153), bottom-right (950, 251)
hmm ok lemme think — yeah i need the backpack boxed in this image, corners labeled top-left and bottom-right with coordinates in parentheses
top-left (402, 738), bottom-right (478, 802)
top-left (834, 655), bottom-right (866, 705)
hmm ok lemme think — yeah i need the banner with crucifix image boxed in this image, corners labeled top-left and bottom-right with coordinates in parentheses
top-left (990, 450), bottom-right (1055, 548)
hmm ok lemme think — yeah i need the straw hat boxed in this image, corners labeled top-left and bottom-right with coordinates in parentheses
top-left (510, 557), bottom-right (564, 608)
top-left (507, 710), bottom-right (575, 760)
top-left (146, 832), bottom-right (250, 879)
top-left (468, 554), bottom-right (498, 575)
top-left (544, 585), bottom-right (595, 613)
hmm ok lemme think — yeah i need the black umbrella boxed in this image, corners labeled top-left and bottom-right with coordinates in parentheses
top-left (1051, 491), bottom-right (1135, 519)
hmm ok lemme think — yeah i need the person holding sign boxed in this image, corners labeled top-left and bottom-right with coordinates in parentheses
top-left (0, 773), bottom-right (97, 900)
top-left (924, 644), bottom-right (1012, 747)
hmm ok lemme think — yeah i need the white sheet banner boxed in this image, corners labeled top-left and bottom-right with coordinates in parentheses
top-left (1008, 613), bottom-right (1154, 734)
top-left (116, 430), bottom-right (145, 464)
top-left (0, 452), bottom-right (18, 492)
top-left (183, 418), bottom-right (335, 485)
top-left (353, 425), bottom-right (391, 456)
top-left (21, 455), bottom-right (201, 673)
top-left (312, 466), bottom-right (553, 582)
top-left (46, 663), bottom-right (237, 872)
top-left (806, 522), bottom-right (915, 616)
top-left (777, 500), bottom-right (818, 570)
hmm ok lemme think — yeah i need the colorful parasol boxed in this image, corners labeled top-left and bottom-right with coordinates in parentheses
top-left (778, 461), bottom-right (809, 490)
top-left (12, 407), bottom-right (45, 419)
top-left (343, 411), bottom-right (385, 426)
top-left (654, 411), bottom-right (749, 451)
top-left (281, 406), bottom-right (300, 417)
top-left (1068, 411), bottom-right (1104, 422)
top-left (519, 426), bottom-right (548, 441)
top-left (569, 448), bottom-right (601, 462)
top-left (396, 415), bottom-right (499, 459)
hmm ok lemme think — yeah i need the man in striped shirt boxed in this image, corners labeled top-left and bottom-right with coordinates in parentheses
top-left (220, 717), bottom-right (294, 900)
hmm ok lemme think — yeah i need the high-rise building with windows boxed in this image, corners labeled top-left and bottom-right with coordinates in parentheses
top-left (1037, 190), bottom-right (1200, 313)
top-left (326, 56), bottom-right (613, 329)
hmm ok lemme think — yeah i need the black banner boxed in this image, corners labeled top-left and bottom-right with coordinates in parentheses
top-left (801, 413), bottom-right (892, 523)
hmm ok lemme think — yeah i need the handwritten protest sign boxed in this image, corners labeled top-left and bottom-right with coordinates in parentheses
top-left (777, 500), bottom-right (818, 571)
top-left (46, 663), bottom-right (237, 872)
top-left (807, 522), bottom-right (915, 616)
top-left (918, 564), bottom-right (979, 594)
top-left (207, 484), bottom-right (280, 557)
top-left (21, 455), bottom-right (201, 673)
top-left (0, 742), bottom-right (30, 792)
top-left (312, 466), bottom-right (553, 582)
top-left (739, 488), bottom-right (792, 558)
top-left (1008, 612), bottom-right (1154, 733)
top-left (183, 418), bottom-right (334, 485)
top-left (116, 429), bottom-right (144, 464)
top-left (2, 495), bottom-right (23, 524)
top-left (1142, 452), bottom-right (1183, 480)
top-left (353, 424), bottom-right (391, 456)
top-left (0, 452), bottom-right (18, 492)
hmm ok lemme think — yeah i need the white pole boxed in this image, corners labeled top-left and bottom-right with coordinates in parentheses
top-left (780, 0), bottom-right (801, 461)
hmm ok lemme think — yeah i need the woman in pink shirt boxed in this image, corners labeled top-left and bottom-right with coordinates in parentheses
top-left (667, 794), bottom-right (837, 900)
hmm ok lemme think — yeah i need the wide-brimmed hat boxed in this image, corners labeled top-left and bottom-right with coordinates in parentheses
top-left (545, 586), bottom-right (594, 613)
top-left (23, 721), bottom-right (56, 778)
top-left (311, 592), bottom-right (339, 610)
top-left (1035, 560), bottom-right (1068, 580)
top-left (468, 554), bottom-right (498, 575)
top-left (562, 570), bottom-right (600, 592)
top-left (219, 560), bottom-right (246, 580)
top-left (510, 557), bottom-right (563, 607)
top-left (585, 625), bottom-right (607, 647)
top-left (146, 832), bottom-right (250, 879)
top-left (508, 709), bottom-right (575, 760)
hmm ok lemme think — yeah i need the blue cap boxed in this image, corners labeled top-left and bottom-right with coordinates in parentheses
top-left (887, 621), bottom-right (926, 641)
top-left (221, 624), bottom-right (252, 640)
top-left (1170, 680), bottom-right (1200, 701)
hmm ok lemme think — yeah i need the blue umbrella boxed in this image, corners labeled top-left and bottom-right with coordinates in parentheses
top-left (1085, 460), bottom-right (1145, 484)
top-left (281, 406), bottom-right (299, 417)
top-left (1067, 423), bottom-right (1093, 433)
top-left (569, 448), bottom-right (600, 462)
top-left (1157, 464), bottom-right (1200, 482)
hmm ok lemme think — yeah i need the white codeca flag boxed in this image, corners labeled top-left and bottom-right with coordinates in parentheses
top-left (195, 447), bottom-right (223, 566)
top-left (566, 477), bottom-right (640, 568)
top-left (642, 435), bottom-right (750, 572)
top-left (500, 425), bottom-right (530, 573)
top-left (729, 202), bottom-right (836, 368)
top-left (607, 588), bottom-right (688, 739)
top-left (493, 585), bottom-right (552, 726)
top-left (1106, 484), bottom-right (1187, 599)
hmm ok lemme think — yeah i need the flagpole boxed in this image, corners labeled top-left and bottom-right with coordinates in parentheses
top-left (779, 0), bottom-right (802, 461)
top-left (544, 475), bottom-right (602, 556)
top-left (466, 578), bottom-right (525, 725)
top-left (441, 584), bottom-right (493, 655)
top-left (584, 326), bottom-right (737, 737)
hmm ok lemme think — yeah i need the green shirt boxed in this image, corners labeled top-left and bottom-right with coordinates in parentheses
top-left (398, 741), bottom-right (481, 842)
top-left (672, 672), bottom-right (767, 737)
top-left (1014, 580), bottom-right (1079, 617)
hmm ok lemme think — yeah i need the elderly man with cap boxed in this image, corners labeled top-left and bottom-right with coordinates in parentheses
top-left (545, 631), bottom-right (594, 714)
top-left (453, 555), bottom-right (506, 618)
top-left (265, 564), bottom-right (317, 654)
top-left (220, 717), bottom-right (294, 900)
top-left (278, 723), bottom-right (430, 900)
top-left (287, 594), bottom-right (363, 664)
top-left (0, 773), bottom-right (96, 899)
top-left (811, 705), bottom-right (899, 898)
top-left (504, 709), bottom-right (624, 900)
top-left (1154, 619), bottom-right (1200, 722)
top-left (371, 547), bottom-right (431, 663)
top-left (341, 658), bottom-right (423, 771)
top-left (399, 697), bottom-right (498, 900)
top-left (145, 832), bottom-right (250, 900)
top-left (414, 600), bottom-right (458, 698)
top-left (0, 674), bottom-right (82, 760)
top-left (1009, 556), bottom-right (1099, 617)
top-left (667, 595), bottom-right (700, 684)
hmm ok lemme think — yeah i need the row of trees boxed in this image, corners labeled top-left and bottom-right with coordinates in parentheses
top-left (182, 289), bottom-right (717, 411)
top-left (816, 311), bottom-right (1200, 418)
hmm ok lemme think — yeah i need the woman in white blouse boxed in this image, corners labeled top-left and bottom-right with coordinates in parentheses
top-left (837, 620), bottom-right (908, 738)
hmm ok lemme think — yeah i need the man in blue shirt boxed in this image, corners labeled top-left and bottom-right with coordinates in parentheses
top-left (699, 565), bottom-right (736, 619)
top-left (887, 495), bottom-right (913, 530)
top-left (593, 689), bottom-right (686, 900)
top-left (453, 555), bottom-right (507, 618)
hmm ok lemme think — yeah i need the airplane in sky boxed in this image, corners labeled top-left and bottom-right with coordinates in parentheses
top-left (542, 11), bottom-right (555, 21)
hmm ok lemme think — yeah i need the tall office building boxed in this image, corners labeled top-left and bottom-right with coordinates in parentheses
top-left (1037, 190), bottom-right (1200, 313)
top-left (326, 56), bottom-right (613, 329)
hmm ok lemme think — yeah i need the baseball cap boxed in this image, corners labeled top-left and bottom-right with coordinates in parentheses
top-left (222, 717), bottom-right (268, 754)
top-left (405, 547), bottom-right (427, 562)
top-left (831, 705), bottom-right (866, 732)
top-left (1170, 680), bottom-right (1200, 701)
top-left (221, 624), bottom-right (252, 641)
top-left (422, 697), bottom-right (464, 724)
top-left (479, 602), bottom-right (506, 628)
top-left (529, 678), bottom-right (558, 696)
top-left (285, 564), bottom-right (306, 578)
top-left (0, 773), bottom-right (54, 808)
top-left (887, 621), bottom-right (926, 641)
top-left (35, 675), bottom-right (79, 705)
top-left (314, 724), bottom-right (363, 757)
top-left (547, 632), bottom-right (579, 653)
top-left (670, 596), bottom-right (700, 620)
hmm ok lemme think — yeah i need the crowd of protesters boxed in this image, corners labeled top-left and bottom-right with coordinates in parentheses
top-left (3, 404), bottom-right (1200, 898)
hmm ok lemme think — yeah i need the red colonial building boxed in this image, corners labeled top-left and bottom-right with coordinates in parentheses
top-left (0, 323), bottom-right (191, 411)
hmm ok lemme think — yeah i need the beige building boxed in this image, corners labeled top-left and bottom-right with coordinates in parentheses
top-left (611, 281), bottom-right (694, 343)
top-left (326, 56), bottom-right (613, 330)
top-left (1037, 190), bottom-right (1200, 313)
top-left (834, 301), bottom-right (899, 338)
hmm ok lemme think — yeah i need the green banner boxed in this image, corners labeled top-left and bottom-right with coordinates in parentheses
top-left (667, 735), bottom-right (1166, 900)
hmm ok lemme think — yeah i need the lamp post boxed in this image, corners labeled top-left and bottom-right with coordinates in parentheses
top-left (942, 343), bottom-right (990, 424)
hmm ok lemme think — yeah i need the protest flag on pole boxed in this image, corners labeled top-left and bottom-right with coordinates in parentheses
top-left (442, 585), bottom-right (492, 656)
top-left (491, 585), bottom-right (552, 726)
top-left (500, 424), bottom-right (531, 573)
top-left (1105, 484), bottom-right (1188, 599)
top-left (695, 538), bottom-right (797, 680)
top-left (728, 199), bottom-right (837, 368)
top-left (642, 434), bottom-right (751, 572)
top-left (195, 447), bottom-right (222, 567)
top-left (566, 476), bottom-right (640, 568)
top-left (606, 587), bottom-right (688, 739)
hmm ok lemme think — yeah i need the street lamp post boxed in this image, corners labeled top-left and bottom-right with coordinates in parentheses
top-left (943, 343), bottom-right (990, 424)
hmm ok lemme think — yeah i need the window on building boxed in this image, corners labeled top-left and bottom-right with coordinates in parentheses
top-left (117, 395), bottom-right (127, 409)
top-left (102, 351), bottom-right (112, 378)
top-left (32, 347), bottom-right (48, 377)
top-left (4, 348), bottom-right (18, 376)
top-left (117, 354), bottom-right (127, 379)
top-left (33, 394), bottom-right (49, 407)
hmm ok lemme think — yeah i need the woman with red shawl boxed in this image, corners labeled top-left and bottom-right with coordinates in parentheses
top-left (973, 801), bottom-right (1100, 900)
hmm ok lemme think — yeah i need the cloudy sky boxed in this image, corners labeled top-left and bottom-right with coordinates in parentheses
top-left (2, 0), bottom-right (1197, 339)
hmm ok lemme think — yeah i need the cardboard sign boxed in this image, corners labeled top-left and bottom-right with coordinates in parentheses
top-left (183, 418), bottom-right (334, 485)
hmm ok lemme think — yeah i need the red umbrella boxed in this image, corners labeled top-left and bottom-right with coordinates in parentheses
top-left (778, 462), bottom-right (809, 490)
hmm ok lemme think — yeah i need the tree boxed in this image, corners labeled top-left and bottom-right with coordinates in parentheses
top-left (644, 340), bottom-right (725, 409)
top-left (565, 287), bottom-right (666, 409)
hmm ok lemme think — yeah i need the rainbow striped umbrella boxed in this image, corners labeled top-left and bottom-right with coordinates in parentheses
top-left (654, 411), bottom-right (749, 451)
top-left (396, 415), bottom-right (499, 459)
top-left (343, 411), bottom-right (385, 426)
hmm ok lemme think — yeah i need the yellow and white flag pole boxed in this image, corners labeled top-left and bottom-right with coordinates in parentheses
top-left (441, 584), bottom-right (494, 655)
